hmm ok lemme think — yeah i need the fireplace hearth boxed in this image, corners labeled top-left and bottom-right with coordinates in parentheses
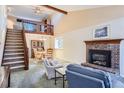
top-left (89, 49), bottom-right (111, 67)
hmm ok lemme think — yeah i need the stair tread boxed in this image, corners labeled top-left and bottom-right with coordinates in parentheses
top-left (6, 41), bottom-right (23, 43)
top-left (7, 33), bottom-right (21, 35)
top-left (7, 37), bottom-right (22, 39)
top-left (6, 42), bottom-right (23, 43)
top-left (7, 32), bottom-right (21, 33)
top-left (6, 43), bottom-right (23, 45)
top-left (4, 56), bottom-right (24, 60)
top-left (7, 35), bottom-right (21, 36)
top-left (7, 34), bottom-right (21, 35)
top-left (7, 35), bottom-right (22, 38)
top-left (6, 43), bottom-right (23, 44)
top-left (5, 46), bottom-right (23, 47)
top-left (7, 36), bottom-right (22, 37)
top-left (6, 44), bottom-right (23, 46)
top-left (4, 52), bottom-right (24, 55)
top-left (6, 39), bottom-right (22, 40)
top-left (7, 37), bottom-right (22, 38)
top-left (10, 65), bottom-right (25, 70)
top-left (5, 49), bottom-right (24, 51)
top-left (7, 39), bottom-right (22, 40)
top-left (3, 57), bottom-right (24, 62)
top-left (3, 61), bottom-right (24, 65)
top-left (7, 30), bottom-right (22, 32)
top-left (7, 33), bottom-right (21, 34)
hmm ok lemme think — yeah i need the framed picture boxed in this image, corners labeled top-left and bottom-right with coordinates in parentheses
top-left (93, 25), bottom-right (110, 39)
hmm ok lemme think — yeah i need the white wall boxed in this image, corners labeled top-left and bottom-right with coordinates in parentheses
top-left (120, 40), bottom-right (124, 77)
top-left (55, 17), bottom-right (124, 64)
top-left (7, 15), bottom-right (18, 29)
top-left (25, 33), bottom-right (54, 58)
top-left (0, 6), bottom-right (7, 65)
top-left (7, 19), bottom-right (14, 29)
top-left (51, 13), bottom-right (64, 27)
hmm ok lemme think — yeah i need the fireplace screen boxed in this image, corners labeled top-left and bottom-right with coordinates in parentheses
top-left (89, 49), bottom-right (111, 67)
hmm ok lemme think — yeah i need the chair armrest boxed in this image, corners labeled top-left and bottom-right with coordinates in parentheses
top-left (46, 64), bottom-right (63, 69)
top-left (55, 64), bottom-right (63, 68)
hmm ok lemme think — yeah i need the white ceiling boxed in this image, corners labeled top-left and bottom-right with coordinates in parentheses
top-left (52, 5), bottom-right (106, 12)
top-left (8, 5), bottom-right (106, 21)
top-left (7, 5), bottom-right (57, 21)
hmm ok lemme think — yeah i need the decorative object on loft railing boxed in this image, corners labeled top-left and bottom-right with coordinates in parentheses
top-left (93, 25), bottom-right (110, 39)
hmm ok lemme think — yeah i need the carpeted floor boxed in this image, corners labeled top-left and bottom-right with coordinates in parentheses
top-left (10, 59), bottom-right (69, 88)
top-left (10, 59), bottom-right (124, 88)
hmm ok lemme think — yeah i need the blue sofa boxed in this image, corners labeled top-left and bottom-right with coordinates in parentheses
top-left (66, 64), bottom-right (111, 88)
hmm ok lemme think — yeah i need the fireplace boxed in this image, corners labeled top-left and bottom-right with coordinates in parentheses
top-left (88, 49), bottom-right (111, 67)
top-left (83, 39), bottom-right (122, 73)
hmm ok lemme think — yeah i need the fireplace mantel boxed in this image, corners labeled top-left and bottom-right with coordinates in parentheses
top-left (84, 39), bottom-right (123, 44)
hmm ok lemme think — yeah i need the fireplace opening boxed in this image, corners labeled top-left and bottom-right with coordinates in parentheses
top-left (88, 49), bottom-right (111, 67)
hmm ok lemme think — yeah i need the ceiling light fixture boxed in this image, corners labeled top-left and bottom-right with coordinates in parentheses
top-left (34, 6), bottom-right (43, 15)
top-left (7, 7), bottom-right (12, 13)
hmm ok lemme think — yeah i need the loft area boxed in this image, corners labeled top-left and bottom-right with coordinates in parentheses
top-left (14, 17), bottom-right (54, 35)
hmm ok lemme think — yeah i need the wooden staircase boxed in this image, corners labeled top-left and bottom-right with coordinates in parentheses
top-left (2, 29), bottom-right (29, 70)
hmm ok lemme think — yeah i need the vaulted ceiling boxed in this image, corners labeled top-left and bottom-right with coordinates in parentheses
top-left (7, 5), bottom-right (106, 21)
top-left (7, 5), bottom-right (58, 21)
top-left (52, 5), bottom-right (105, 12)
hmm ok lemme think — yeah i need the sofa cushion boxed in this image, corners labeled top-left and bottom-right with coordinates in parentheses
top-left (67, 64), bottom-right (110, 88)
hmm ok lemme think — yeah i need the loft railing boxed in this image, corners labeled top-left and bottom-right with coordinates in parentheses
top-left (21, 20), bottom-right (54, 35)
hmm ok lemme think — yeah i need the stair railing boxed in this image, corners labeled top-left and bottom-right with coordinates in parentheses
top-left (1, 28), bottom-right (7, 66)
top-left (22, 23), bottom-right (29, 70)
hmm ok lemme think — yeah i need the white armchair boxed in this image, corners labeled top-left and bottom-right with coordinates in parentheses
top-left (43, 59), bottom-right (63, 79)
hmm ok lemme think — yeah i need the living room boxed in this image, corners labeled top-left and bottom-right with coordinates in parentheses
top-left (1, 3), bottom-right (124, 90)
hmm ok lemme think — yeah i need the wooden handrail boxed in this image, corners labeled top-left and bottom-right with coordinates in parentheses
top-left (22, 28), bottom-right (29, 70)
top-left (21, 18), bottom-right (53, 26)
top-left (1, 28), bottom-right (7, 66)
top-left (1, 29), bottom-right (11, 87)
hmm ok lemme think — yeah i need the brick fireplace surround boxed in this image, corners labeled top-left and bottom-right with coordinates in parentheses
top-left (82, 39), bottom-right (123, 74)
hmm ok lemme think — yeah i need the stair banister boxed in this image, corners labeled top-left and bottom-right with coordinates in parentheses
top-left (22, 23), bottom-right (29, 70)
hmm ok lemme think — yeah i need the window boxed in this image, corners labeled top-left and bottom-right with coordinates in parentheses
top-left (55, 37), bottom-right (63, 49)
top-left (23, 22), bottom-right (36, 32)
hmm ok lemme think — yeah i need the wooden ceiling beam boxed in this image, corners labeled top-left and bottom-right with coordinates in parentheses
top-left (42, 5), bottom-right (68, 15)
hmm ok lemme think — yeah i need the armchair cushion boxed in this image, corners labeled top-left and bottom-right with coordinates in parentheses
top-left (43, 59), bottom-right (63, 79)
